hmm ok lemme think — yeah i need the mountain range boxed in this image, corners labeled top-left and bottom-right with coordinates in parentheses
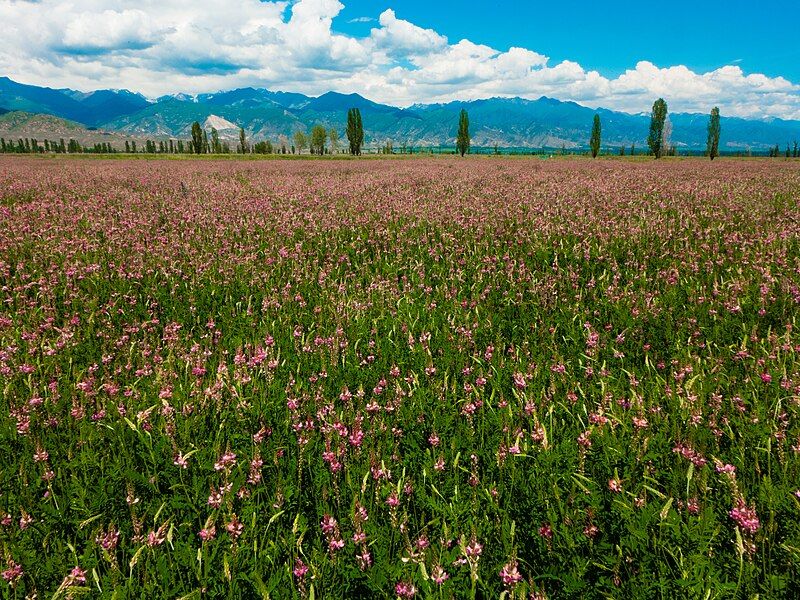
top-left (2, 76), bottom-right (799, 150)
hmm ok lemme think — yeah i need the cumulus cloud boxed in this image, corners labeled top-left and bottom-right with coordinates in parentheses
top-left (58, 9), bottom-right (171, 54)
top-left (370, 9), bottom-right (447, 55)
top-left (0, 0), bottom-right (798, 118)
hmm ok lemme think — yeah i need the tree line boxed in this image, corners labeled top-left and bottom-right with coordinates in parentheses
top-left (3, 102), bottom-right (799, 158)
top-left (0, 137), bottom-right (117, 154)
top-left (588, 100), bottom-right (797, 160)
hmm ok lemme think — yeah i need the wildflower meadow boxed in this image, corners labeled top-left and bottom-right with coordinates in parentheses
top-left (1, 155), bottom-right (800, 598)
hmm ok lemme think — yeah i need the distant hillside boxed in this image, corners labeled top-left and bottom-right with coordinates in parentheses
top-left (0, 110), bottom-right (85, 134)
top-left (2, 76), bottom-right (800, 150)
top-left (0, 77), bottom-right (151, 127)
top-left (0, 110), bottom-right (144, 149)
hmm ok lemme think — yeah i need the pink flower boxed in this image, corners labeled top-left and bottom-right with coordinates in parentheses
top-left (584, 524), bottom-right (599, 538)
top-left (95, 525), bottom-right (120, 550)
top-left (173, 452), bottom-right (189, 469)
top-left (198, 525), bottom-right (216, 542)
top-left (356, 551), bottom-right (372, 569)
top-left (395, 581), bottom-right (417, 598)
top-left (226, 515), bottom-right (244, 540)
top-left (64, 566), bottom-right (86, 587)
top-left (729, 499), bottom-right (760, 534)
top-left (208, 489), bottom-right (224, 508)
top-left (499, 560), bottom-right (523, 587)
top-left (214, 451), bottom-right (237, 471)
top-left (464, 538), bottom-right (483, 558)
top-left (608, 478), bottom-right (623, 493)
top-left (293, 558), bottom-right (309, 579)
top-left (538, 523), bottom-right (553, 539)
top-left (431, 565), bottom-right (449, 584)
top-left (320, 515), bottom-right (337, 535)
top-left (1, 561), bottom-right (23, 585)
top-left (352, 531), bottom-right (366, 544)
top-left (512, 372), bottom-right (527, 389)
top-left (328, 537), bottom-right (345, 552)
top-left (146, 527), bottom-right (166, 547)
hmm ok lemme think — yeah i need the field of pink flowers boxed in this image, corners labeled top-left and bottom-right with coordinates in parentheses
top-left (1, 155), bottom-right (800, 598)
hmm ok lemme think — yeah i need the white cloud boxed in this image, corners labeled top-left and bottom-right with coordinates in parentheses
top-left (59, 9), bottom-right (170, 54)
top-left (0, 0), bottom-right (798, 118)
top-left (370, 9), bottom-right (447, 55)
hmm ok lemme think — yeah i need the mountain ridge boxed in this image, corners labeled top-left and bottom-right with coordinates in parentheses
top-left (1, 77), bottom-right (799, 150)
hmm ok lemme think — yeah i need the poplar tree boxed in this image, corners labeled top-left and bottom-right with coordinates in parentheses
top-left (239, 128), bottom-right (248, 154)
top-left (706, 107), bottom-right (721, 161)
top-left (456, 109), bottom-right (470, 157)
top-left (590, 114), bottom-right (601, 158)
top-left (647, 98), bottom-right (668, 159)
top-left (191, 122), bottom-right (203, 154)
top-left (356, 109), bottom-right (364, 154)
top-left (346, 108), bottom-right (363, 155)
top-left (211, 128), bottom-right (221, 154)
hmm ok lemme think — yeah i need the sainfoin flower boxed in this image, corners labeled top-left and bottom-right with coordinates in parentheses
top-left (214, 452), bottom-right (237, 471)
top-left (431, 565), bottom-right (449, 584)
top-left (198, 525), bottom-right (216, 542)
top-left (1, 561), bottom-right (23, 585)
top-left (63, 566), bottom-right (86, 587)
top-left (729, 499), bottom-right (760, 534)
top-left (293, 558), bottom-right (309, 579)
top-left (395, 580), bottom-right (416, 598)
top-left (464, 538), bottom-right (483, 558)
top-left (499, 560), bottom-right (523, 587)
top-left (226, 515), bottom-right (244, 540)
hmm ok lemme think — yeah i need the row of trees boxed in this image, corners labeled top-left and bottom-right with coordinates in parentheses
top-left (3, 106), bottom-right (795, 158)
top-left (590, 100), bottom-right (795, 160)
top-left (0, 137), bottom-right (115, 154)
top-left (768, 142), bottom-right (800, 158)
top-left (588, 100), bottom-right (721, 160)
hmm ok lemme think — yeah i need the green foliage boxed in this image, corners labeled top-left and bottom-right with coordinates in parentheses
top-left (590, 114), bottom-right (602, 158)
top-left (2, 159), bottom-right (800, 598)
top-left (328, 128), bottom-right (339, 153)
top-left (456, 109), bottom-right (470, 157)
top-left (707, 107), bottom-right (721, 161)
top-left (346, 108), bottom-right (363, 156)
top-left (647, 98), bottom-right (668, 159)
top-left (293, 130), bottom-right (308, 154)
top-left (239, 128), bottom-right (248, 154)
top-left (210, 128), bottom-right (222, 154)
top-left (310, 125), bottom-right (327, 155)
top-left (190, 121), bottom-right (203, 155)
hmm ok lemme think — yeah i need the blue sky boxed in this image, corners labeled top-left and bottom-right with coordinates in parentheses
top-left (337, 0), bottom-right (799, 81)
top-left (1, 0), bottom-right (798, 118)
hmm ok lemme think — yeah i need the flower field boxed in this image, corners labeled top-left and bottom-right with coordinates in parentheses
top-left (2, 155), bottom-right (800, 598)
